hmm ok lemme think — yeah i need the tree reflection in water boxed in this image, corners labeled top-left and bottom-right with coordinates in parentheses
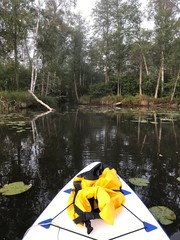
top-left (0, 108), bottom-right (179, 240)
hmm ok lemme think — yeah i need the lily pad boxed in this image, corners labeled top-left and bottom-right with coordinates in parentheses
top-left (177, 177), bottom-right (180, 181)
top-left (129, 178), bottom-right (149, 186)
top-left (149, 206), bottom-right (176, 225)
top-left (150, 121), bottom-right (158, 125)
top-left (16, 129), bottom-right (26, 133)
top-left (0, 181), bottom-right (32, 196)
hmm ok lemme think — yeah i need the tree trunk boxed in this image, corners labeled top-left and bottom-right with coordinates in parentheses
top-left (117, 71), bottom-right (122, 96)
top-left (139, 60), bottom-right (143, 95)
top-left (154, 52), bottom-right (164, 99)
top-left (30, 67), bottom-right (38, 93)
top-left (41, 70), bottom-right (45, 96)
top-left (105, 64), bottom-right (109, 84)
top-left (28, 90), bottom-right (54, 111)
top-left (74, 73), bottom-right (79, 102)
top-left (30, 10), bottom-right (40, 93)
top-left (45, 72), bottom-right (50, 97)
top-left (117, 78), bottom-right (120, 96)
top-left (171, 70), bottom-right (180, 101)
top-left (154, 66), bottom-right (161, 99)
top-left (142, 53), bottom-right (149, 76)
top-left (161, 51), bottom-right (165, 95)
top-left (14, 4), bottom-right (19, 89)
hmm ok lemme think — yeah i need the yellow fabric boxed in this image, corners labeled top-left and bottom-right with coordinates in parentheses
top-left (67, 167), bottom-right (125, 225)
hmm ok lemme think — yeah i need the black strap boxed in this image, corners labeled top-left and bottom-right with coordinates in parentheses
top-left (73, 200), bottom-right (100, 234)
top-left (77, 163), bottom-right (109, 180)
top-left (73, 180), bottom-right (82, 203)
top-left (74, 207), bottom-right (100, 223)
top-left (73, 181), bottom-right (82, 192)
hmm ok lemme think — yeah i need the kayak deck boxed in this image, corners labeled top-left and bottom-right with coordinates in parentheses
top-left (23, 162), bottom-right (170, 240)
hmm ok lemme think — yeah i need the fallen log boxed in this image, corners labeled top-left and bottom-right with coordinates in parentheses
top-left (113, 101), bottom-right (122, 107)
top-left (28, 90), bottom-right (55, 112)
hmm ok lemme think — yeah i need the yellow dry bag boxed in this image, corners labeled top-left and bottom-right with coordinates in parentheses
top-left (67, 163), bottom-right (125, 234)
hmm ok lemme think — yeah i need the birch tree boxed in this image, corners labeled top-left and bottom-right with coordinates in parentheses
top-left (111, 0), bottom-right (141, 95)
top-left (148, 0), bottom-right (179, 98)
top-left (0, 0), bottom-right (35, 89)
top-left (92, 0), bottom-right (114, 84)
top-left (30, 2), bottom-right (41, 93)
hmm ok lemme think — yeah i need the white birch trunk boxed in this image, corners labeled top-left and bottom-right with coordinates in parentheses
top-left (30, 8), bottom-right (40, 93)
top-left (139, 60), bottom-right (143, 95)
top-left (28, 90), bottom-right (54, 112)
top-left (161, 51), bottom-right (165, 94)
top-left (142, 53), bottom-right (149, 76)
top-left (171, 70), bottom-right (180, 101)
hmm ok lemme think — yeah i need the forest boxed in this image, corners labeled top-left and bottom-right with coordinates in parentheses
top-left (0, 0), bottom-right (180, 106)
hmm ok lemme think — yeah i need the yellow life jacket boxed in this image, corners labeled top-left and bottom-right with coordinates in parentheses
top-left (67, 163), bottom-right (125, 234)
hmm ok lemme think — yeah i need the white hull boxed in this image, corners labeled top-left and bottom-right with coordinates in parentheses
top-left (23, 162), bottom-right (170, 240)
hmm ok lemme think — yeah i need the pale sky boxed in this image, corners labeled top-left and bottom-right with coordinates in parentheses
top-left (75, 0), bottom-right (153, 29)
top-left (76, 0), bottom-right (96, 19)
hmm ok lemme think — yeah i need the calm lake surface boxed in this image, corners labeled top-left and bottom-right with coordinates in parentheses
top-left (0, 106), bottom-right (179, 240)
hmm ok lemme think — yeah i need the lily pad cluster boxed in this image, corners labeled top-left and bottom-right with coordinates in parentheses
top-left (0, 113), bottom-right (32, 133)
top-left (0, 181), bottom-right (32, 196)
top-left (128, 177), bottom-right (176, 225)
top-left (6, 121), bottom-right (31, 133)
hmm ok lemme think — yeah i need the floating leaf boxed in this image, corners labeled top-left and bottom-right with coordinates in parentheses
top-left (177, 177), bottom-right (180, 181)
top-left (131, 119), bottom-right (148, 123)
top-left (150, 121), bottom-right (158, 125)
top-left (0, 181), bottom-right (32, 196)
top-left (16, 129), bottom-right (26, 133)
top-left (161, 118), bottom-right (172, 122)
top-left (129, 178), bottom-right (149, 186)
top-left (149, 206), bottom-right (176, 225)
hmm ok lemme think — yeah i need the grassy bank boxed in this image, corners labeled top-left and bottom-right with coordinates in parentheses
top-left (1, 91), bottom-right (180, 113)
top-left (79, 94), bottom-right (180, 109)
top-left (0, 91), bottom-right (58, 112)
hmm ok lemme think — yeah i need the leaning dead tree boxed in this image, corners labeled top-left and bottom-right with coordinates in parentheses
top-left (28, 90), bottom-right (54, 111)
top-left (29, 1), bottom-right (54, 112)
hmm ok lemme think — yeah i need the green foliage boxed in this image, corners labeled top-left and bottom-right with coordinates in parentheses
top-left (79, 95), bottom-right (91, 104)
top-left (89, 82), bottom-right (117, 98)
top-left (101, 95), bottom-right (123, 105)
top-left (142, 75), bottom-right (157, 97)
top-left (0, 91), bottom-right (31, 102)
top-left (0, 0), bottom-right (35, 89)
top-left (0, 61), bottom-right (31, 91)
top-left (40, 96), bottom-right (59, 108)
top-left (0, 0), bottom-right (179, 102)
top-left (120, 75), bottom-right (139, 96)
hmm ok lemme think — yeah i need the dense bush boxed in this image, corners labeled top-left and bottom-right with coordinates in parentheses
top-left (0, 61), bottom-right (31, 91)
top-left (89, 81), bottom-right (117, 98)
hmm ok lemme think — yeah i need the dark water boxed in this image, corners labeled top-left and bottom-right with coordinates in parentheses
top-left (0, 107), bottom-right (179, 240)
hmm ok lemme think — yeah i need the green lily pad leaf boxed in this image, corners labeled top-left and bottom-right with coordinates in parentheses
top-left (177, 177), bottom-right (180, 181)
top-left (0, 181), bottom-right (32, 196)
top-left (129, 178), bottom-right (149, 186)
top-left (149, 206), bottom-right (176, 225)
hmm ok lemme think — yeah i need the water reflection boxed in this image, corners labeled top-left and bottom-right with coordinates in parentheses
top-left (0, 108), bottom-right (179, 239)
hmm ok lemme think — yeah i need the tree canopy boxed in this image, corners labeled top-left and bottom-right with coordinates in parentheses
top-left (0, 0), bottom-right (179, 101)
